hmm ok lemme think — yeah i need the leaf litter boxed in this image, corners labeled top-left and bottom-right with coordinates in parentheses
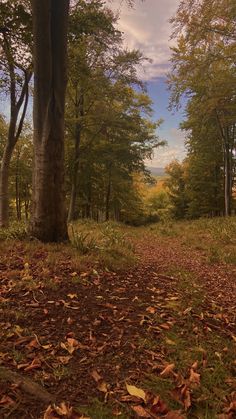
top-left (0, 233), bottom-right (235, 418)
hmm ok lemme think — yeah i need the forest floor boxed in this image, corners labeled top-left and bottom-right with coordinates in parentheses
top-left (0, 219), bottom-right (236, 419)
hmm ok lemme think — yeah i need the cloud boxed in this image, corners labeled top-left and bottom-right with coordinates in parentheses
top-left (145, 126), bottom-right (187, 167)
top-left (146, 144), bottom-right (186, 168)
top-left (109, 0), bottom-right (179, 80)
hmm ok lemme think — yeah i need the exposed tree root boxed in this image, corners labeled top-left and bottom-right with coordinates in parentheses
top-left (0, 366), bottom-right (55, 403)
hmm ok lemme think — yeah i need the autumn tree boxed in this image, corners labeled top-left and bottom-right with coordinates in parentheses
top-left (169, 0), bottom-right (236, 216)
top-left (165, 160), bottom-right (189, 219)
top-left (65, 0), bottom-right (160, 222)
top-left (66, 0), bottom-right (123, 221)
top-left (0, 0), bottom-right (32, 227)
top-left (67, 83), bottom-right (162, 222)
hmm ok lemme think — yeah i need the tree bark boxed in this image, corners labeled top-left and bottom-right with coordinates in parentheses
top-left (67, 91), bottom-right (84, 222)
top-left (0, 366), bottom-right (55, 403)
top-left (30, 0), bottom-right (69, 242)
top-left (67, 127), bottom-right (80, 222)
top-left (105, 166), bottom-right (112, 221)
top-left (15, 152), bottom-right (21, 221)
top-left (0, 144), bottom-right (14, 227)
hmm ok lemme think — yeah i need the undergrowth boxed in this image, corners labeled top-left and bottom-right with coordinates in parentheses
top-left (149, 216), bottom-right (236, 264)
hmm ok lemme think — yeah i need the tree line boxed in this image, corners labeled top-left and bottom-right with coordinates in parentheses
top-left (167, 0), bottom-right (236, 219)
top-left (0, 0), bottom-right (162, 241)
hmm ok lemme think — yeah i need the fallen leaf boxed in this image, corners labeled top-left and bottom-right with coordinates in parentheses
top-left (164, 411), bottom-right (185, 419)
top-left (151, 397), bottom-right (169, 415)
top-left (181, 385), bottom-right (191, 411)
top-left (0, 395), bottom-right (15, 406)
top-left (24, 357), bottom-right (42, 371)
top-left (54, 402), bottom-right (72, 416)
top-left (61, 338), bottom-right (79, 354)
top-left (43, 403), bottom-right (89, 418)
top-left (146, 306), bottom-right (156, 314)
top-left (120, 395), bottom-right (142, 402)
top-left (160, 323), bottom-right (170, 330)
top-left (131, 405), bottom-right (151, 417)
top-left (191, 361), bottom-right (198, 370)
top-left (91, 369), bottom-right (102, 382)
top-left (189, 369), bottom-right (200, 386)
top-left (165, 338), bottom-right (176, 345)
top-left (126, 383), bottom-right (146, 402)
top-left (57, 356), bottom-right (72, 365)
top-left (97, 381), bottom-right (108, 393)
top-left (67, 294), bottom-right (77, 299)
top-left (26, 338), bottom-right (40, 349)
top-left (160, 364), bottom-right (175, 377)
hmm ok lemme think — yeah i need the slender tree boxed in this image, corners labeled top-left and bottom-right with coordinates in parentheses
top-left (0, 1), bottom-right (32, 227)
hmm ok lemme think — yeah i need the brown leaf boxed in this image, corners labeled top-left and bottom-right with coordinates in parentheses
top-left (131, 405), bottom-right (151, 417)
top-left (0, 395), bottom-right (15, 406)
top-left (57, 356), bottom-right (72, 365)
top-left (120, 395), bottom-right (142, 403)
top-left (151, 398), bottom-right (169, 415)
top-left (146, 306), bottom-right (156, 314)
top-left (191, 361), bottom-right (198, 370)
top-left (164, 411), bottom-right (185, 419)
top-left (60, 338), bottom-right (79, 355)
top-left (160, 363), bottom-right (175, 377)
top-left (181, 385), bottom-right (191, 411)
top-left (189, 369), bottom-right (200, 387)
top-left (97, 381), bottom-right (108, 393)
top-left (91, 369), bottom-right (102, 383)
top-left (24, 357), bottom-right (42, 371)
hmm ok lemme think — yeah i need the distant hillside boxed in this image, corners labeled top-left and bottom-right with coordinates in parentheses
top-left (146, 166), bottom-right (166, 177)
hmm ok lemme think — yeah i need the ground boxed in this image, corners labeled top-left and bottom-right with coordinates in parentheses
top-left (0, 219), bottom-right (236, 419)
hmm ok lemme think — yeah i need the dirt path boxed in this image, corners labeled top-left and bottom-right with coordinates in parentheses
top-left (0, 236), bottom-right (235, 418)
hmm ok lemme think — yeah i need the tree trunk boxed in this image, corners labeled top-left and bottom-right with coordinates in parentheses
top-left (0, 145), bottom-right (14, 227)
top-left (67, 124), bottom-right (82, 222)
top-left (105, 166), bottom-right (112, 221)
top-left (224, 140), bottom-right (231, 217)
top-left (30, 0), bottom-right (69, 242)
top-left (15, 151), bottom-right (21, 220)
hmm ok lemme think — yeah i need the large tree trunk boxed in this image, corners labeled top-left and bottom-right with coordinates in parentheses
top-left (30, 0), bottom-right (69, 242)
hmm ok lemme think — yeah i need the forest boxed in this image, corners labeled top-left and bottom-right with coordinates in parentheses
top-left (0, 0), bottom-right (235, 418)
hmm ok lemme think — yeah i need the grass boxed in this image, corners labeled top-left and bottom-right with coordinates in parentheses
top-left (68, 220), bottom-right (136, 271)
top-left (79, 399), bottom-right (128, 419)
top-left (139, 266), bottom-right (236, 418)
top-left (148, 216), bottom-right (236, 265)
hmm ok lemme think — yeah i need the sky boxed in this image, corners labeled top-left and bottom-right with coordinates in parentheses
top-left (110, 0), bottom-right (187, 168)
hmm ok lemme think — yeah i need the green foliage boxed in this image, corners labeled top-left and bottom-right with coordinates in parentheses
top-left (69, 220), bottom-right (136, 270)
top-left (165, 160), bottom-right (189, 219)
top-left (169, 0), bottom-right (236, 217)
top-left (70, 226), bottom-right (98, 254)
top-left (151, 216), bottom-right (236, 265)
top-left (65, 0), bottom-right (163, 224)
top-left (0, 221), bottom-right (27, 241)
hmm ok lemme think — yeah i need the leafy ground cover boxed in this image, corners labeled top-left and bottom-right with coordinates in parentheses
top-left (0, 219), bottom-right (236, 418)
